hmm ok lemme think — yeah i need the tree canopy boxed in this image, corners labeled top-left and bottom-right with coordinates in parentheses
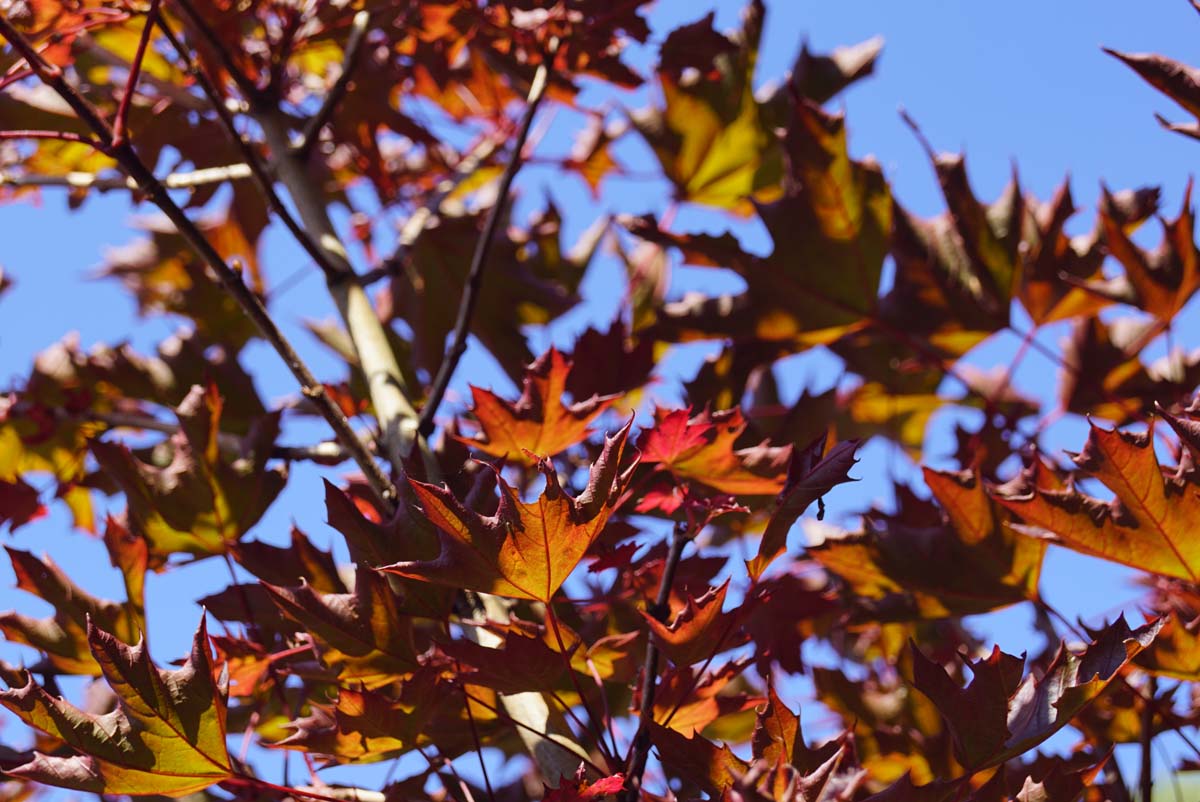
top-left (2, 1), bottom-right (1200, 801)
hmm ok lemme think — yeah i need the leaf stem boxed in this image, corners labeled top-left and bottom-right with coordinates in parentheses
top-left (1140, 674), bottom-right (1156, 802)
top-left (458, 658), bottom-right (498, 802)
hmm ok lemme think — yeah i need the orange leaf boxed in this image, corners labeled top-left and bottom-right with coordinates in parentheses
top-left (461, 348), bottom-right (617, 464)
top-left (642, 580), bottom-right (748, 667)
top-left (638, 407), bottom-right (789, 496)
top-left (383, 420), bottom-right (636, 602)
top-left (993, 420), bottom-right (1200, 581)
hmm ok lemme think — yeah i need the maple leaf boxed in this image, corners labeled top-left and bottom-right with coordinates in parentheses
top-left (460, 348), bottom-right (617, 464)
top-left (0, 476), bottom-right (44, 532)
top-left (1137, 611), bottom-right (1200, 681)
top-left (0, 545), bottom-right (143, 676)
top-left (563, 115), bottom-right (625, 198)
top-left (564, 321), bottom-right (657, 407)
top-left (910, 616), bottom-right (1162, 770)
top-left (0, 618), bottom-right (232, 796)
top-left (544, 768), bottom-right (626, 802)
top-left (748, 434), bottom-right (860, 578)
top-left (637, 98), bottom-right (890, 348)
top-left (650, 659), bottom-right (763, 736)
top-left (733, 742), bottom-right (866, 802)
top-left (643, 580), bottom-right (749, 667)
top-left (91, 384), bottom-right (286, 566)
top-left (648, 721), bottom-right (751, 797)
top-left (1059, 315), bottom-right (1200, 425)
top-left (1017, 180), bottom-right (1158, 325)
top-left (272, 676), bottom-right (441, 764)
top-left (264, 568), bottom-right (419, 689)
top-left (98, 201), bottom-right (268, 350)
top-left (638, 407), bottom-right (790, 496)
top-left (382, 419), bottom-right (635, 602)
top-left (993, 418), bottom-right (1200, 581)
top-left (811, 467), bottom-right (1045, 620)
top-left (1105, 47), bottom-right (1200, 140)
top-left (440, 631), bottom-right (572, 695)
top-left (813, 662), bottom-right (952, 787)
top-left (743, 572), bottom-right (840, 675)
top-left (382, 204), bottom-right (603, 382)
top-left (629, 0), bottom-right (782, 214)
top-left (231, 525), bottom-right (347, 593)
top-left (1083, 181), bottom-right (1200, 323)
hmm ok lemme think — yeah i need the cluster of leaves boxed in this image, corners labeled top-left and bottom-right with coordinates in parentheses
top-left (1, 1), bottom-right (1200, 801)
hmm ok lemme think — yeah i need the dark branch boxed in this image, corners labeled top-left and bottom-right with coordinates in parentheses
top-left (416, 49), bottom-right (556, 437)
top-left (621, 526), bottom-right (688, 802)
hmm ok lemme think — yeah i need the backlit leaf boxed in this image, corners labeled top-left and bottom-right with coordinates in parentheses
top-left (0, 619), bottom-right (232, 796)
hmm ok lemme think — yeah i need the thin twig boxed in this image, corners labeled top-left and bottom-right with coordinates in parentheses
top-left (545, 605), bottom-right (617, 764)
top-left (458, 659), bottom-right (498, 802)
top-left (110, 0), bottom-right (160, 147)
top-left (358, 132), bottom-right (506, 286)
top-left (294, 10), bottom-right (370, 159)
top-left (620, 527), bottom-right (688, 802)
top-left (0, 129), bottom-right (111, 152)
top-left (166, 0), bottom-right (262, 102)
top-left (84, 408), bottom-right (361, 463)
top-left (416, 44), bottom-right (556, 437)
top-left (1141, 674), bottom-right (1156, 802)
top-left (0, 12), bottom-right (400, 512)
top-left (459, 687), bottom-right (607, 776)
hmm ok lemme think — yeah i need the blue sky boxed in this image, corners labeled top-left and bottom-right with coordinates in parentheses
top-left (2, 0), bottom-right (1199, 791)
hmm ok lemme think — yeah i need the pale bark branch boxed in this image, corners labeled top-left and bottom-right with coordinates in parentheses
top-left (0, 162), bottom-right (253, 192)
top-left (169, 0), bottom-right (429, 476)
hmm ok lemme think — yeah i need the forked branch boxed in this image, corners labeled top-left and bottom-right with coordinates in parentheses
top-left (0, 12), bottom-right (400, 511)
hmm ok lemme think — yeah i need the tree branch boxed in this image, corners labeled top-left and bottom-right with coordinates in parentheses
top-left (293, 10), bottom-right (369, 160)
top-left (169, 0), bottom-right (430, 476)
top-left (356, 132), bottom-right (505, 287)
top-left (84, 409), bottom-right (362, 464)
top-left (620, 527), bottom-right (688, 802)
top-left (416, 48), bottom-right (555, 437)
top-left (110, 0), bottom-right (159, 148)
top-left (154, 13), bottom-right (342, 284)
top-left (0, 162), bottom-right (253, 192)
top-left (0, 12), bottom-right (400, 512)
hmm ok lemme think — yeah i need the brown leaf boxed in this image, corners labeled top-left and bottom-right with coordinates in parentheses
top-left (993, 419), bottom-right (1200, 581)
top-left (910, 616), bottom-right (1162, 770)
